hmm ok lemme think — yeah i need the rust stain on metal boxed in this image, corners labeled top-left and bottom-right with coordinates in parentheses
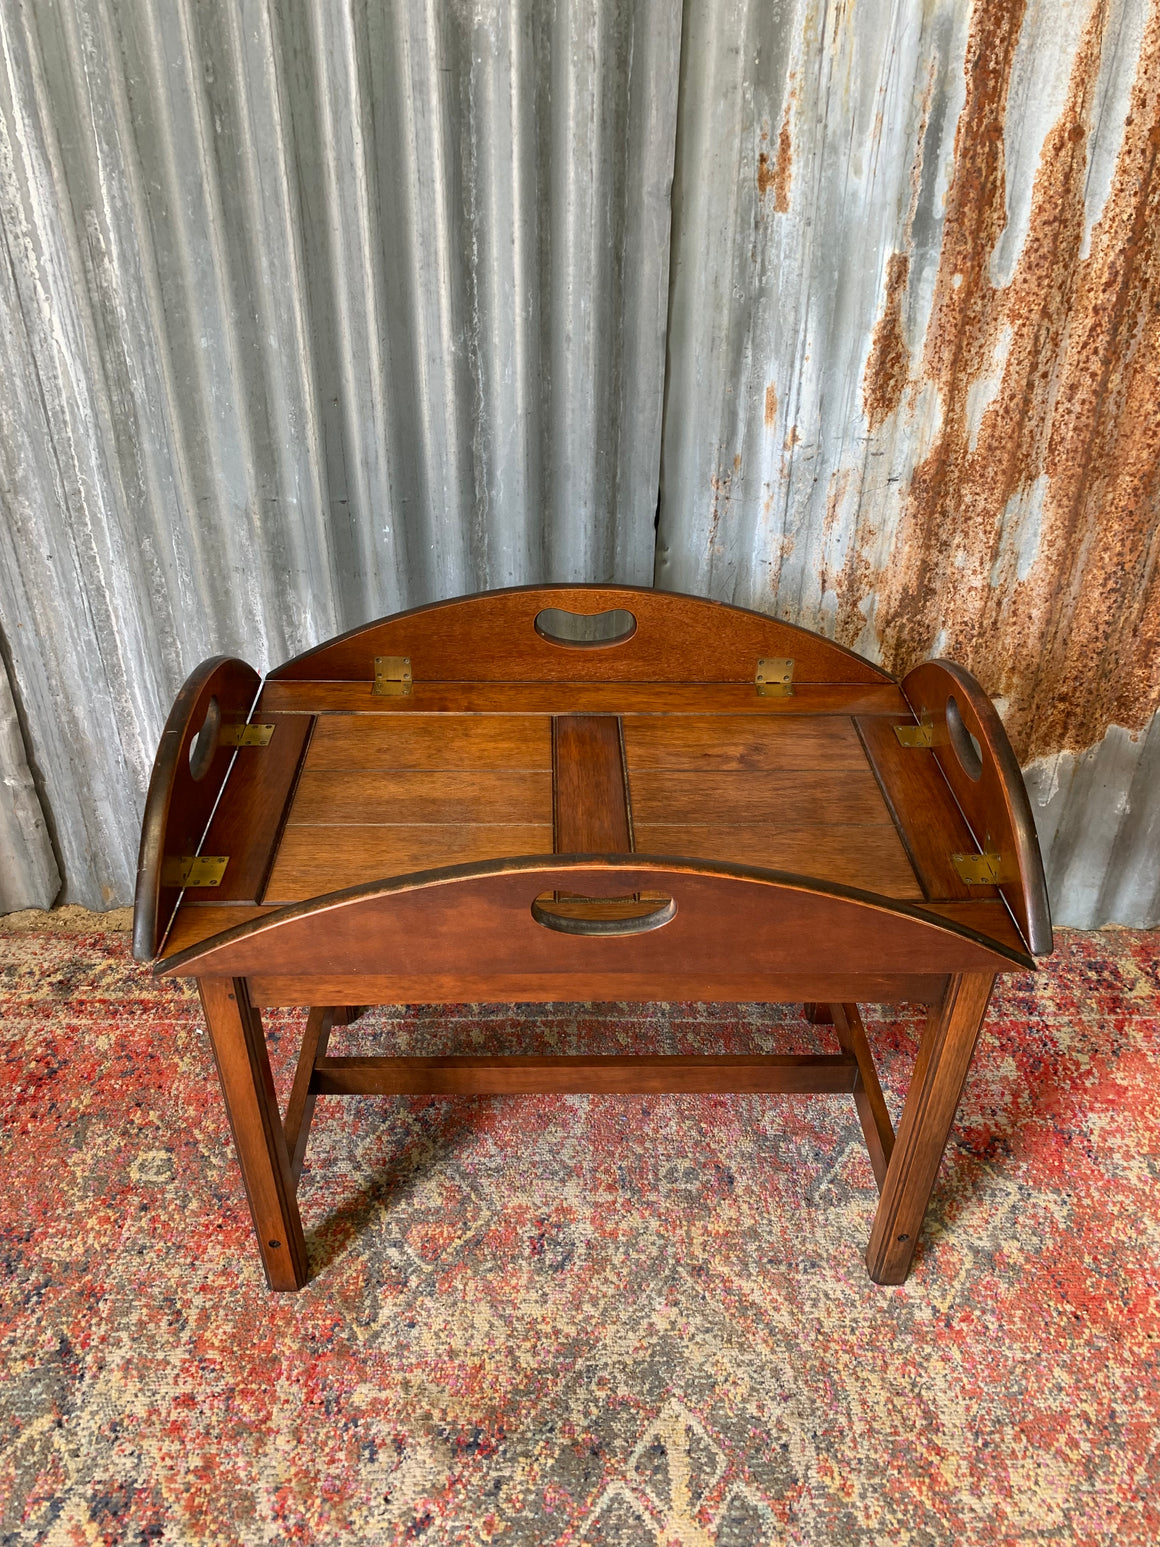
top-left (820, 469), bottom-right (854, 610)
top-left (772, 103), bottom-right (792, 212)
top-left (845, 0), bottom-right (1160, 761)
top-left (764, 382), bottom-right (779, 427)
top-left (758, 102), bottom-right (793, 211)
top-left (708, 453), bottom-right (742, 549)
top-left (862, 253), bottom-right (911, 432)
top-left (829, 471), bottom-right (876, 648)
top-left (860, 60), bottom-right (929, 435)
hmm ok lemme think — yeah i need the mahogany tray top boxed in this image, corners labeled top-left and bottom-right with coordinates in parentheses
top-left (133, 585), bottom-right (1052, 1292)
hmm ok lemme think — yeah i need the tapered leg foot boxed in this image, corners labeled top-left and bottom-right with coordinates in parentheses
top-left (866, 973), bottom-right (994, 1284)
top-left (199, 977), bottom-right (308, 1290)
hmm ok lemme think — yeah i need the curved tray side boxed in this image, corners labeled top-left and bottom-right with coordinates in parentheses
top-left (157, 855), bottom-right (1032, 983)
top-left (134, 656), bottom-right (260, 961)
top-left (266, 584), bottom-right (893, 685)
top-left (902, 661), bottom-right (1053, 956)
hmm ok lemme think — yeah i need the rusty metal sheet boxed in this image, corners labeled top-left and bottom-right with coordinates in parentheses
top-left (658, 0), bottom-right (1159, 927)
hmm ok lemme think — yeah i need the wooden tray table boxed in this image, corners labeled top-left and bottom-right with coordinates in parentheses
top-left (134, 586), bottom-right (1052, 1291)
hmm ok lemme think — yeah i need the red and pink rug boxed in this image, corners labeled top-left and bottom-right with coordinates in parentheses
top-left (1, 925), bottom-right (1158, 1544)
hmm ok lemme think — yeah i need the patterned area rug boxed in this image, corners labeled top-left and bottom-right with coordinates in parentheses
top-left (1, 926), bottom-right (1158, 1545)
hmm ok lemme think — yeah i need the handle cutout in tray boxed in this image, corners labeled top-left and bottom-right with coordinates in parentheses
top-left (534, 607), bottom-right (637, 648)
top-left (945, 694), bottom-right (983, 781)
top-left (188, 696), bottom-right (221, 781)
top-left (532, 890), bottom-right (675, 936)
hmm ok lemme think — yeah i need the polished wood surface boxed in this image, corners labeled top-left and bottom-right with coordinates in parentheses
top-left (286, 767), bottom-right (551, 825)
top-left (631, 825), bottom-right (921, 900)
top-left (160, 860), bottom-right (1032, 982)
top-left (249, 703), bottom-right (933, 908)
top-left (626, 767), bottom-right (891, 826)
top-left (258, 679), bottom-right (912, 717)
top-left (266, 825), bottom-right (553, 903)
top-left (133, 585), bottom-right (1053, 1289)
top-left (866, 971), bottom-right (995, 1283)
top-left (198, 977), bottom-right (306, 1291)
top-left (268, 584), bottom-right (893, 685)
top-left (311, 1053), bottom-right (861, 1096)
top-left (553, 715), bottom-right (632, 853)
top-left (283, 1004), bottom-right (335, 1183)
top-left (162, 899), bottom-right (1027, 966)
top-left (306, 713), bottom-right (552, 769)
top-left (198, 713), bottom-right (313, 904)
top-left (832, 1003), bottom-right (895, 1189)
top-left (920, 901), bottom-right (1028, 953)
top-left (902, 662), bottom-right (1053, 955)
top-left (855, 714), bottom-right (993, 902)
top-left (264, 711), bottom-right (554, 902)
top-left (134, 656), bottom-right (259, 960)
top-left (165, 905), bottom-right (278, 955)
top-left (244, 971), bottom-right (953, 1007)
top-left (622, 713), bottom-right (869, 769)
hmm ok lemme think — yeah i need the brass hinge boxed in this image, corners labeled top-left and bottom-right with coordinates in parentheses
top-left (219, 722), bottom-right (275, 747)
top-left (373, 655), bottom-right (412, 697)
top-left (161, 855), bottom-right (229, 888)
top-left (894, 722), bottom-right (933, 747)
top-left (952, 852), bottom-right (1002, 885)
top-left (756, 657), bottom-right (794, 697)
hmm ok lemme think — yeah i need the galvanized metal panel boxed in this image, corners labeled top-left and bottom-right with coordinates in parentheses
top-left (1025, 711), bottom-right (1160, 929)
top-left (0, 656), bottom-right (59, 911)
top-left (658, 0), bottom-right (1159, 928)
top-left (0, 0), bottom-right (1154, 926)
top-left (0, 0), bottom-right (680, 909)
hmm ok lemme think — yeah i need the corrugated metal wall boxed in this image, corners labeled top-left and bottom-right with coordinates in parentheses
top-left (0, 0), bottom-right (1156, 927)
top-left (658, 0), bottom-right (1159, 929)
top-left (0, 0), bottom-right (680, 910)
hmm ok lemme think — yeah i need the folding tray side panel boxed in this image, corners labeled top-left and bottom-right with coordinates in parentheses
top-left (158, 858), bottom-right (1032, 1005)
top-left (266, 585), bottom-right (894, 686)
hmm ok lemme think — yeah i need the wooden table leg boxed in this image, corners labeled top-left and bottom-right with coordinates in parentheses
top-left (284, 1005), bottom-right (339, 1183)
top-left (865, 972), bottom-right (994, 1284)
top-left (832, 1003), bottom-right (895, 1191)
top-left (198, 977), bottom-right (308, 1291)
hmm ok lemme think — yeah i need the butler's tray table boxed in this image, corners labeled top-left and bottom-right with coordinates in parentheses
top-left (134, 585), bottom-right (1052, 1290)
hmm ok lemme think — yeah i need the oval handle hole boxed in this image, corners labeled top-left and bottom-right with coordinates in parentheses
top-left (188, 696), bottom-right (222, 781)
top-left (945, 695), bottom-right (983, 781)
top-left (534, 607), bottom-right (637, 648)
top-left (531, 890), bottom-right (675, 936)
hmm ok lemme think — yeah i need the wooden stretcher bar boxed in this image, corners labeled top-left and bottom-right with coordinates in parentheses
top-left (134, 584), bottom-right (1052, 1292)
